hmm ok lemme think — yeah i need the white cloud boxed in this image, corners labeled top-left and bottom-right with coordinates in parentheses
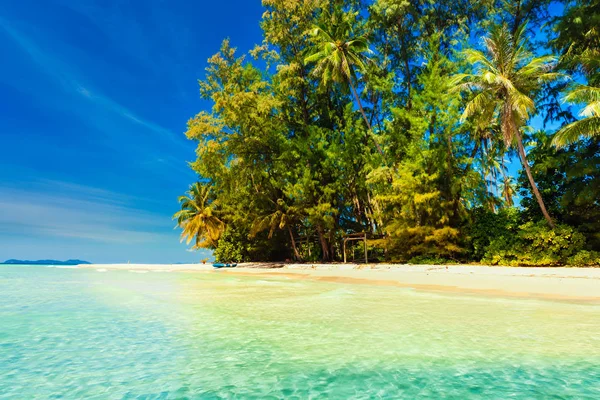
top-left (0, 180), bottom-right (173, 244)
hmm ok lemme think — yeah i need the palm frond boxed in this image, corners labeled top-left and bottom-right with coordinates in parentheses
top-left (509, 89), bottom-right (535, 120)
top-left (552, 117), bottom-right (600, 148)
top-left (463, 49), bottom-right (498, 73)
top-left (564, 85), bottom-right (600, 107)
top-left (462, 91), bottom-right (495, 121)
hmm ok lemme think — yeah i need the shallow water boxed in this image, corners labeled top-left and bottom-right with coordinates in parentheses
top-left (1, 266), bottom-right (599, 399)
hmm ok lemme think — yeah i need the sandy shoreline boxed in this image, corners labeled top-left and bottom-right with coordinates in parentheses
top-left (79, 262), bottom-right (600, 302)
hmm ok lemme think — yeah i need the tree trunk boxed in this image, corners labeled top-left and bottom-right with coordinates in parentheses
top-left (514, 130), bottom-right (555, 228)
top-left (397, 18), bottom-right (412, 110)
top-left (366, 190), bottom-right (382, 233)
top-left (287, 225), bottom-right (303, 262)
top-left (500, 157), bottom-right (514, 206)
top-left (316, 226), bottom-right (331, 262)
top-left (328, 230), bottom-right (336, 261)
top-left (348, 77), bottom-right (385, 157)
top-left (463, 140), bottom-right (480, 174)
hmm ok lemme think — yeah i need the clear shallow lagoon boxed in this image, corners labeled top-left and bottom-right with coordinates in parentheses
top-left (1, 266), bottom-right (599, 399)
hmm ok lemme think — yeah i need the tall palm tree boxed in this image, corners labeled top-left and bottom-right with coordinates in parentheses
top-left (552, 84), bottom-right (600, 147)
top-left (173, 183), bottom-right (224, 249)
top-left (451, 23), bottom-right (560, 227)
top-left (304, 9), bottom-right (384, 156)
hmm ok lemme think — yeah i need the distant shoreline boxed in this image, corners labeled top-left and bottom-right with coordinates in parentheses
top-left (77, 263), bottom-right (600, 302)
top-left (1, 259), bottom-right (91, 266)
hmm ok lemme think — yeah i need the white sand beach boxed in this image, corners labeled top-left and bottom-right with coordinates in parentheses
top-left (80, 263), bottom-right (600, 301)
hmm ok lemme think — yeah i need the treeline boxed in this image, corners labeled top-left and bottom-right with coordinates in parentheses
top-left (175, 0), bottom-right (600, 266)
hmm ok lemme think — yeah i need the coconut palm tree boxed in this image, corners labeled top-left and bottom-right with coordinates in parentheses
top-left (500, 175), bottom-right (517, 207)
top-left (304, 9), bottom-right (384, 156)
top-left (552, 84), bottom-right (600, 147)
top-left (173, 183), bottom-right (224, 249)
top-left (451, 23), bottom-right (561, 227)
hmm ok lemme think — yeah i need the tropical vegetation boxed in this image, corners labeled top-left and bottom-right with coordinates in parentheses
top-left (175, 0), bottom-right (600, 266)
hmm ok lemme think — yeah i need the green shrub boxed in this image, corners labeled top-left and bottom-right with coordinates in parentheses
top-left (483, 221), bottom-right (586, 266)
top-left (567, 250), bottom-right (600, 267)
top-left (213, 226), bottom-right (290, 262)
top-left (213, 228), bottom-right (246, 263)
top-left (468, 207), bottom-right (521, 261)
top-left (469, 208), bottom-right (589, 266)
top-left (385, 225), bottom-right (464, 263)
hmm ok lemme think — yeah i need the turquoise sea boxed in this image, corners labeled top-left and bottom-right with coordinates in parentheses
top-left (1, 265), bottom-right (599, 399)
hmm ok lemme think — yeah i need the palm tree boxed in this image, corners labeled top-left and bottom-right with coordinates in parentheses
top-left (304, 9), bottom-right (384, 156)
top-left (173, 183), bottom-right (224, 249)
top-left (452, 23), bottom-right (561, 227)
top-left (500, 175), bottom-right (516, 207)
top-left (552, 84), bottom-right (600, 147)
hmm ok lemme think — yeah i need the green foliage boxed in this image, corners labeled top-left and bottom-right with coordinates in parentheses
top-left (384, 226), bottom-right (463, 263)
top-left (371, 42), bottom-right (475, 263)
top-left (174, 0), bottom-right (600, 266)
top-left (213, 228), bottom-right (246, 263)
top-left (483, 221), bottom-right (585, 266)
top-left (468, 208), bottom-right (521, 261)
top-left (173, 183), bottom-right (224, 249)
top-left (567, 250), bottom-right (600, 267)
top-left (550, 0), bottom-right (600, 154)
top-left (552, 0), bottom-right (600, 85)
top-left (470, 208), bottom-right (592, 266)
top-left (214, 226), bottom-right (289, 263)
top-left (518, 132), bottom-right (600, 250)
top-left (552, 85), bottom-right (600, 147)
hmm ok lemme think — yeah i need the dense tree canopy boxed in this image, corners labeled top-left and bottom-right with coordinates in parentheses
top-left (176, 0), bottom-right (600, 266)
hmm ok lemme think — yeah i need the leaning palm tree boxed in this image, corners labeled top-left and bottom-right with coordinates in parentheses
top-left (552, 84), bottom-right (600, 147)
top-left (451, 23), bottom-right (561, 227)
top-left (304, 9), bottom-right (384, 156)
top-left (173, 183), bottom-right (224, 249)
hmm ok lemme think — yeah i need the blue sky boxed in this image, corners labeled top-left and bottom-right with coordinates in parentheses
top-left (0, 0), bottom-right (264, 263)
